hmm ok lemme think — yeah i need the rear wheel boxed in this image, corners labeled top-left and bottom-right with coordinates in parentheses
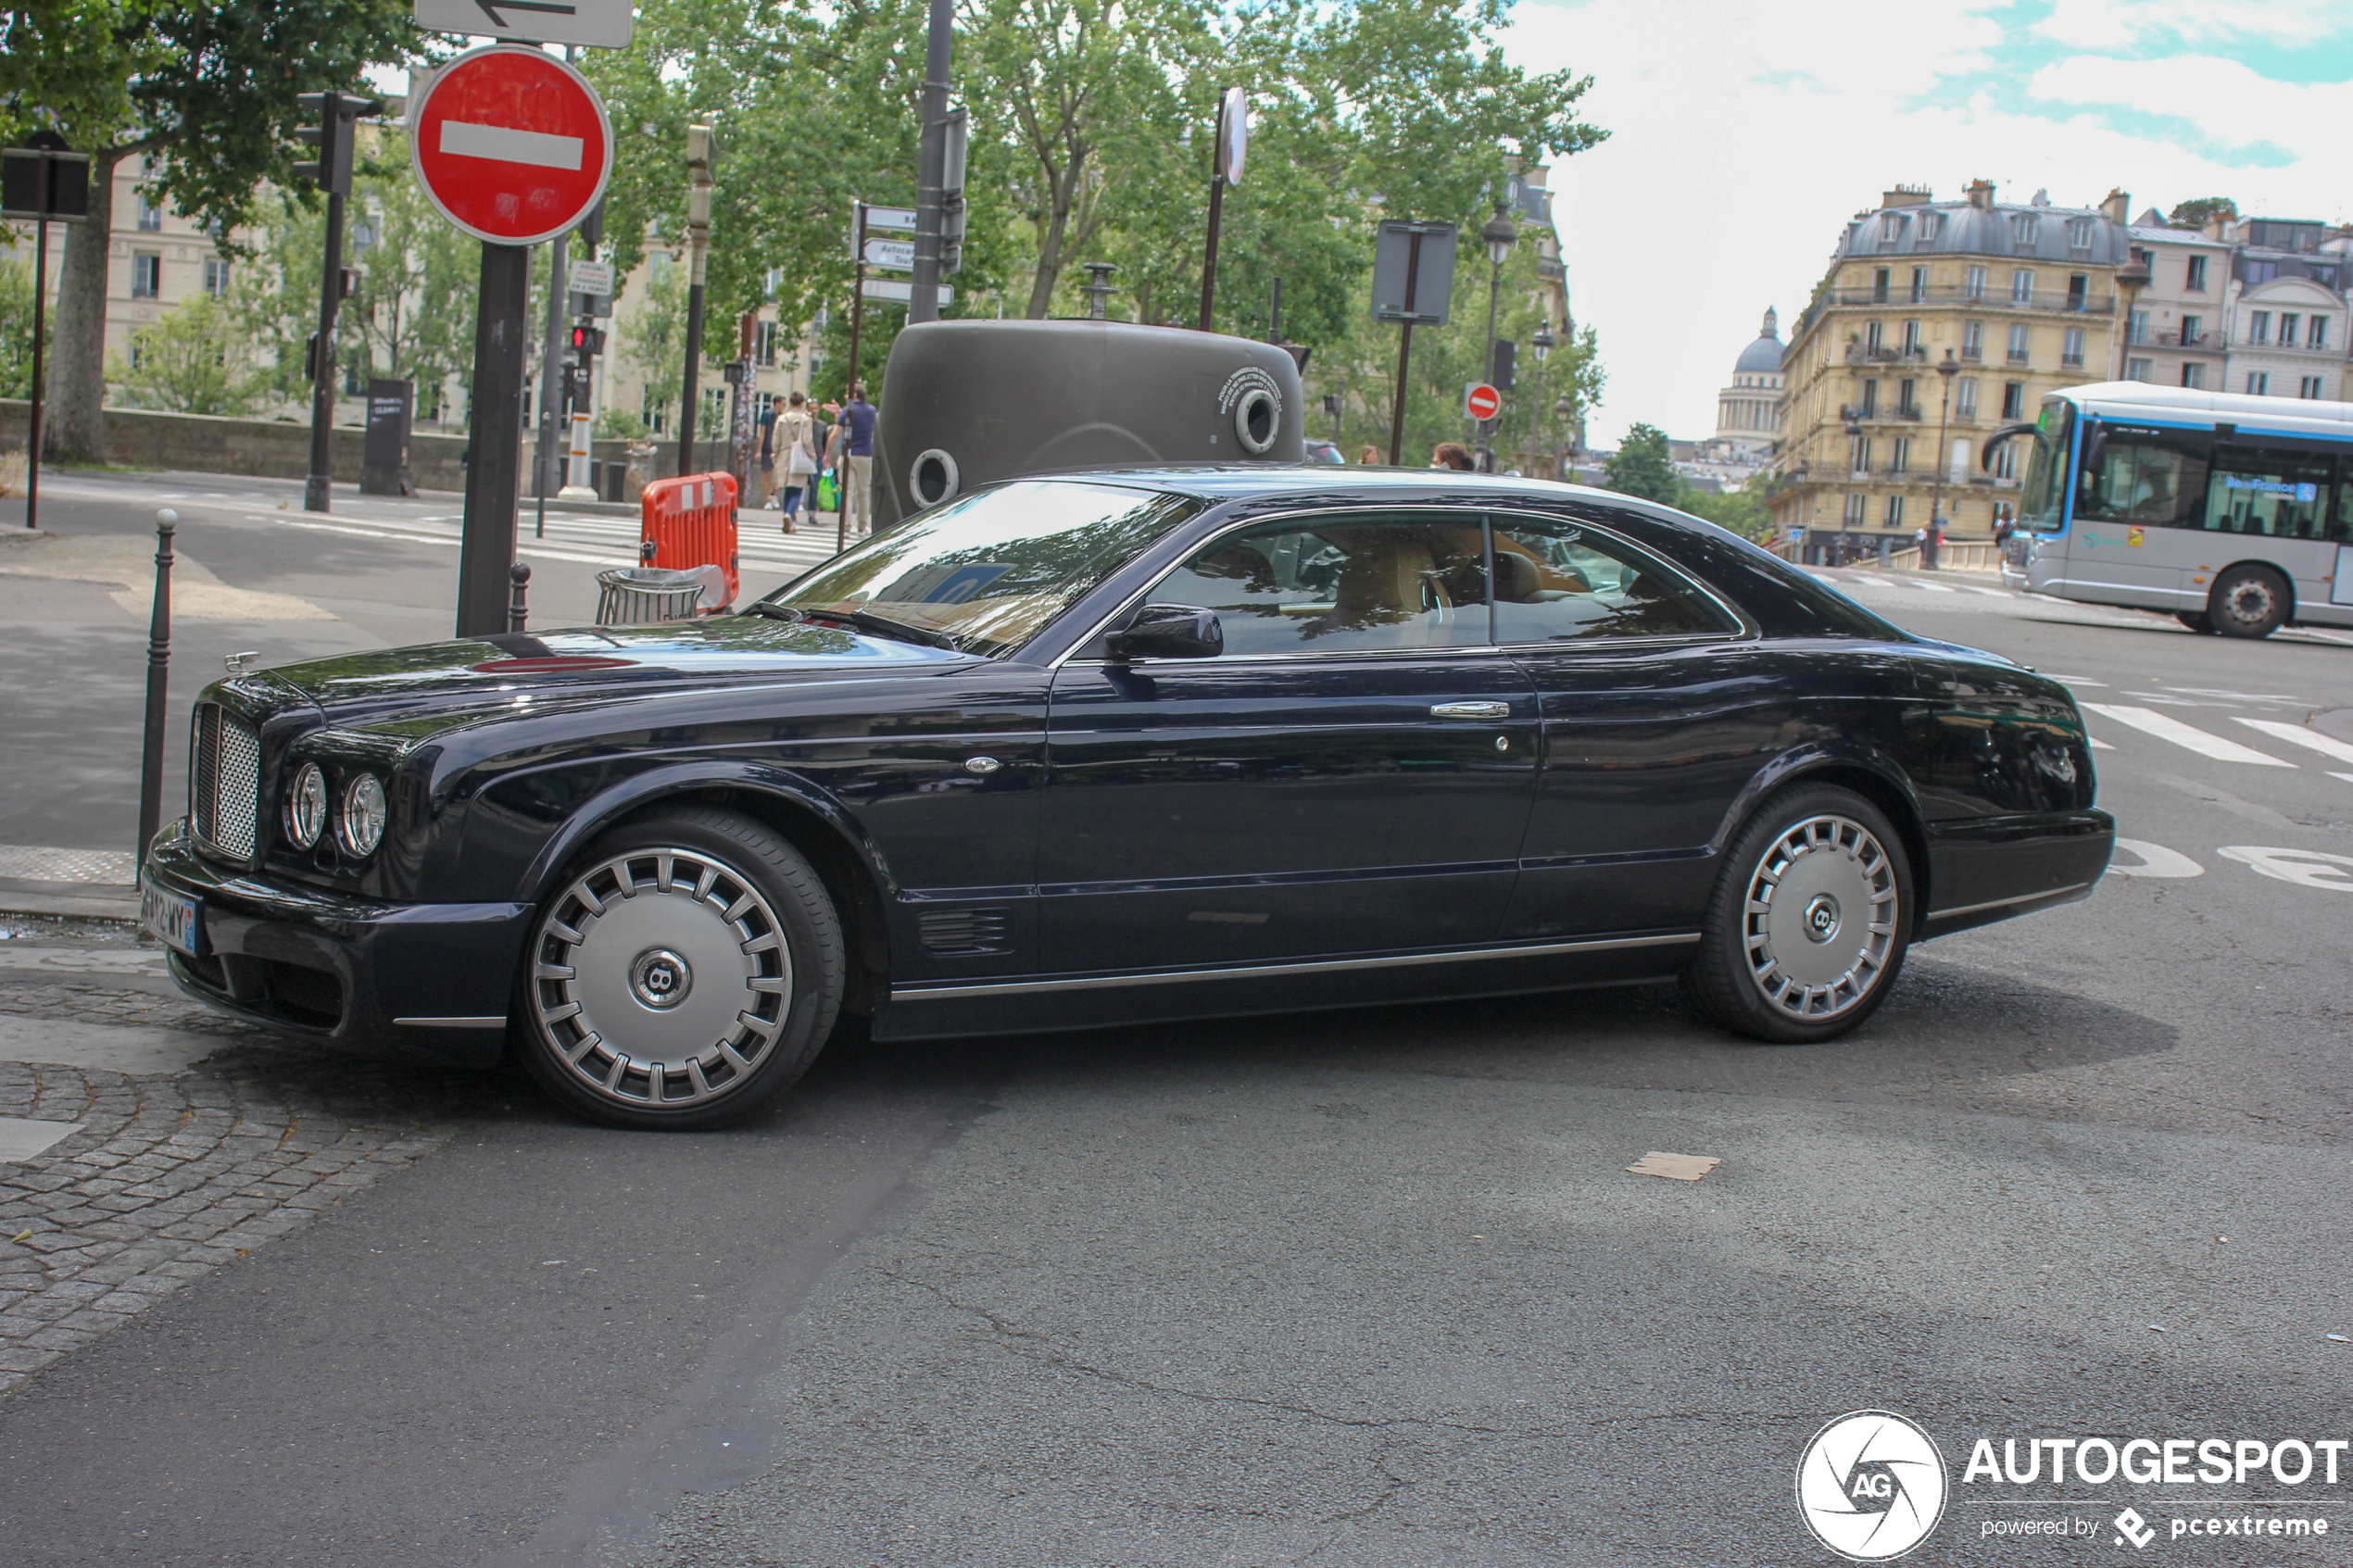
top-left (1683, 785), bottom-right (1913, 1045)
top-left (2208, 565), bottom-right (2289, 639)
top-left (517, 807), bottom-right (844, 1130)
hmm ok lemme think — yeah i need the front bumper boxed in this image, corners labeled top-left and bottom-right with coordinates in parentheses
top-left (145, 822), bottom-right (531, 1068)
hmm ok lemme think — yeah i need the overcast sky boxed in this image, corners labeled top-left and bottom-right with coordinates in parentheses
top-left (1500, 0), bottom-right (2353, 449)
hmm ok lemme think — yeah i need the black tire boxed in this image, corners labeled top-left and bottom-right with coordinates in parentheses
top-left (515, 806), bottom-right (845, 1130)
top-left (2208, 565), bottom-right (2289, 639)
top-left (1682, 784), bottom-right (1915, 1045)
top-left (2175, 610), bottom-right (2217, 634)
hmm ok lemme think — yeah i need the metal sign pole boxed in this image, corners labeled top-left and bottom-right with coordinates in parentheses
top-left (457, 243), bottom-right (532, 636)
top-left (535, 225), bottom-right (568, 537)
top-left (1385, 228), bottom-right (1423, 467)
top-left (907, 0), bottom-right (953, 325)
top-left (26, 207), bottom-right (46, 530)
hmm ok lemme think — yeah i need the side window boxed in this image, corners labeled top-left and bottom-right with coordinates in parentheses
top-left (2074, 430), bottom-right (2210, 528)
top-left (2202, 448), bottom-right (2334, 540)
top-left (1490, 518), bottom-right (1739, 644)
top-left (1147, 516), bottom-right (1488, 655)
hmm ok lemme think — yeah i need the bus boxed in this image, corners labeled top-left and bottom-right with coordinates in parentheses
top-left (1989, 382), bottom-right (2353, 638)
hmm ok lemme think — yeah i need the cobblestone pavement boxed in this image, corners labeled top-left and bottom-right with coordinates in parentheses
top-left (0, 943), bottom-right (500, 1398)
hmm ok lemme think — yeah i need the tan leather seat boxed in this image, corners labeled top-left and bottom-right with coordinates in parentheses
top-left (1316, 533), bottom-right (1451, 641)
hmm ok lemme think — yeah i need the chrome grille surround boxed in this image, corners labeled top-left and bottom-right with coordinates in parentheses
top-left (192, 703), bottom-right (261, 861)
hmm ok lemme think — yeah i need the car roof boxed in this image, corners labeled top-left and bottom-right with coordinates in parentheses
top-left (1029, 463), bottom-right (1643, 508)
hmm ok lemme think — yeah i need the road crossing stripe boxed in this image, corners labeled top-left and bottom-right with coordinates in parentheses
top-left (1851, 573), bottom-right (1895, 587)
top-left (2079, 704), bottom-right (2296, 767)
top-left (2088, 737), bottom-right (2114, 749)
top-left (2233, 718), bottom-right (2353, 768)
top-left (1910, 581), bottom-right (1955, 592)
top-left (1956, 584), bottom-right (2008, 596)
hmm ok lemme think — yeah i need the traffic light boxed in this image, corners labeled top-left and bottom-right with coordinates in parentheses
top-left (569, 324), bottom-right (605, 358)
top-left (939, 105), bottom-right (968, 276)
top-left (293, 92), bottom-right (384, 195)
top-left (1491, 338), bottom-right (1516, 393)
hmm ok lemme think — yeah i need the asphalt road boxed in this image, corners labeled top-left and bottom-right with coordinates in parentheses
top-left (2, 488), bottom-right (2349, 1565)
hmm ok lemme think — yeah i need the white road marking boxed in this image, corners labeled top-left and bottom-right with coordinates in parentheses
top-left (2233, 718), bottom-right (2353, 767)
top-left (2217, 846), bottom-right (2353, 892)
top-left (2291, 627), bottom-right (2353, 646)
top-left (2088, 736), bottom-right (2115, 750)
top-left (2047, 675), bottom-right (2108, 685)
top-left (1909, 581), bottom-right (1956, 593)
top-left (440, 120), bottom-right (585, 170)
top-left (1956, 584), bottom-right (2009, 596)
top-left (2334, 772), bottom-right (2353, 785)
top-left (2108, 838), bottom-right (2203, 878)
top-left (2079, 704), bottom-right (2297, 767)
top-left (1850, 573), bottom-right (1896, 588)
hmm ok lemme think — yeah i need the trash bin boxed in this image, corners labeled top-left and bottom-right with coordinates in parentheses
top-left (594, 567), bottom-right (706, 625)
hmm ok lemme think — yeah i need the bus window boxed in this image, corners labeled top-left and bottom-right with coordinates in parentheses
top-left (2017, 398), bottom-right (2073, 529)
top-left (2201, 448), bottom-right (2334, 539)
top-left (2074, 427), bottom-right (2211, 528)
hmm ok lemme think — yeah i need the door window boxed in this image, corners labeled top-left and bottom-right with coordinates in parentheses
top-left (1145, 516), bottom-right (1488, 654)
top-left (2074, 428), bottom-right (2211, 528)
top-left (1489, 518), bottom-right (1739, 643)
top-left (2202, 449), bottom-right (2335, 540)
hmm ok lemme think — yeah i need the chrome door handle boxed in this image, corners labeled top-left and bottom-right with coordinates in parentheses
top-left (1429, 701), bottom-right (1511, 720)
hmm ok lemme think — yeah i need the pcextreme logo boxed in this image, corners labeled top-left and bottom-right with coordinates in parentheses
top-left (1796, 1411), bottom-right (1950, 1561)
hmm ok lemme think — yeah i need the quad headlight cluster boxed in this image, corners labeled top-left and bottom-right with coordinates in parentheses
top-left (282, 761), bottom-right (388, 859)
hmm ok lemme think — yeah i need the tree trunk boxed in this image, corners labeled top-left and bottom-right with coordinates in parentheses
top-left (48, 149), bottom-right (123, 463)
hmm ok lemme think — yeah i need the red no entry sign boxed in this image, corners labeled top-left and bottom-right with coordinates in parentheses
top-left (409, 44), bottom-right (612, 246)
top-left (1464, 383), bottom-right (1502, 421)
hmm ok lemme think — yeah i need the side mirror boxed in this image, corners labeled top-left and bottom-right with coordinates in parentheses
top-left (1107, 603), bottom-right (1223, 660)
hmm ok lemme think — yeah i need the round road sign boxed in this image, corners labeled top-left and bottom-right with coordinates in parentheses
top-left (1214, 87), bottom-right (1248, 183)
top-left (409, 44), bottom-right (613, 246)
top-left (1465, 382), bottom-right (1502, 421)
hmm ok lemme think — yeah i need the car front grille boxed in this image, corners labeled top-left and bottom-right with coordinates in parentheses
top-left (192, 703), bottom-right (262, 861)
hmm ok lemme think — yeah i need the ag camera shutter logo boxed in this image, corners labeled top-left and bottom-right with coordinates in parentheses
top-left (1796, 1411), bottom-right (1949, 1561)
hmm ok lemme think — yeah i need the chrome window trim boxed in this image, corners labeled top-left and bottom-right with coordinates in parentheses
top-left (1047, 501), bottom-right (1756, 670)
top-left (889, 930), bottom-right (1702, 1001)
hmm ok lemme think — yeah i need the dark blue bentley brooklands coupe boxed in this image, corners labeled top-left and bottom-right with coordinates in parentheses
top-left (142, 470), bottom-right (2113, 1128)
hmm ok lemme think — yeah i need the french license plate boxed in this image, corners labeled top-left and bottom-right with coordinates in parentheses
top-left (140, 875), bottom-right (204, 958)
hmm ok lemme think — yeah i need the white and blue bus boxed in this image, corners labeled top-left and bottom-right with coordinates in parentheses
top-left (1992, 382), bottom-right (2353, 638)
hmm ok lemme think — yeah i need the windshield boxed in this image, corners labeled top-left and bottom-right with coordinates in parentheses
top-left (761, 481), bottom-right (1200, 657)
top-left (2017, 397), bottom-right (2074, 531)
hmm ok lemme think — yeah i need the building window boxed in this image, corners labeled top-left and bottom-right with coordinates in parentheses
top-left (2067, 273), bottom-right (2088, 310)
top-left (755, 320), bottom-right (781, 366)
top-left (2127, 309), bottom-right (2148, 345)
top-left (1849, 437), bottom-right (1869, 474)
top-left (1896, 379), bottom-right (1917, 416)
top-left (2062, 327), bottom-right (2085, 367)
top-left (1843, 493), bottom-right (1867, 525)
top-left (1871, 268), bottom-right (1890, 304)
top-left (1961, 320), bottom-right (1983, 359)
top-left (1884, 494), bottom-right (1906, 529)
top-left (1880, 213), bottom-right (1905, 249)
top-left (1992, 441), bottom-right (2017, 480)
top-left (1965, 265), bottom-right (1986, 301)
top-left (1865, 320), bottom-right (1883, 354)
top-left (2181, 362), bottom-right (2206, 390)
top-left (2246, 371), bottom-right (2270, 395)
top-left (2300, 376), bottom-right (2325, 399)
top-left (2011, 269), bottom-right (2034, 304)
top-left (1858, 380), bottom-right (1878, 417)
top-left (2249, 311), bottom-right (2270, 345)
top-left (1909, 267), bottom-right (1928, 303)
top-left (1956, 379), bottom-right (1978, 417)
top-left (131, 253), bottom-right (161, 299)
top-left (2280, 312), bottom-right (2300, 347)
top-left (2180, 313), bottom-right (2202, 345)
top-left (1914, 213), bottom-right (1944, 246)
top-left (1901, 320), bottom-right (1922, 357)
top-left (2007, 323), bottom-right (2031, 364)
top-left (2009, 214), bottom-right (2037, 250)
top-left (2126, 358), bottom-right (2153, 382)
top-left (136, 193), bottom-right (162, 232)
top-left (1891, 436), bottom-right (1911, 471)
top-left (2184, 254), bottom-right (2207, 290)
top-left (2066, 216), bottom-right (2094, 253)
top-left (642, 385), bottom-right (669, 433)
top-left (202, 257), bottom-right (230, 296)
top-left (2312, 317), bottom-right (2331, 350)
top-left (2001, 382), bottom-right (2024, 420)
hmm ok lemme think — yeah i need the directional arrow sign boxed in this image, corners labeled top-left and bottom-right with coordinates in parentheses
top-left (409, 45), bottom-right (613, 247)
top-left (1464, 382), bottom-right (1502, 421)
top-left (861, 279), bottom-right (952, 306)
top-left (413, 0), bottom-right (634, 49)
top-left (862, 237), bottom-right (913, 271)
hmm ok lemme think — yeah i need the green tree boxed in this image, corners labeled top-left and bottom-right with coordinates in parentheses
top-left (0, 0), bottom-right (424, 458)
top-left (1682, 484), bottom-right (1770, 540)
top-left (1604, 421), bottom-right (1684, 507)
top-left (0, 250), bottom-right (38, 401)
top-left (2168, 197), bottom-right (2237, 230)
top-left (106, 294), bottom-right (258, 416)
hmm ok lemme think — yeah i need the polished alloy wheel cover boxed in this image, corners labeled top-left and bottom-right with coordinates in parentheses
top-left (531, 847), bottom-right (793, 1108)
top-left (1743, 814), bottom-right (1897, 1020)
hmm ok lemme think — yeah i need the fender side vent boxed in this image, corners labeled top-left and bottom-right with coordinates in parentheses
top-left (919, 909), bottom-right (1013, 956)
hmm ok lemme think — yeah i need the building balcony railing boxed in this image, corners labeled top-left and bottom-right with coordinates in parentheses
top-left (2060, 354), bottom-right (2084, 368)
top-left (1828, 282), bottom-right (2116, 315)
top-left (1844, 345), bottom-right (1928, 364)
top-left (1958, 345), bottom-right (1982, 360)
top-left (2146, 329), bottom-right (2222, 351)
top-left (1838, 404), bottom-right (1925, 424)
top-left (2243, 338), bottom-right (2340, 357)
top-left (2006, 350), bottom-right (2030, 364)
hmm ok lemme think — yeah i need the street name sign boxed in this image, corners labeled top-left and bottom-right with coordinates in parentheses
top-left (861, 279), bottom-right (952, 306)
top-left (1464, 382), bottom-right (1502, 421)
top-left (863, 237), bottom-right (914, 271)
top-left (863, 207), bottom-right (918, 232)
top-left (409, 45), bottom-right (613, 247)
top-left (412, 0), bottom-right (634, 50)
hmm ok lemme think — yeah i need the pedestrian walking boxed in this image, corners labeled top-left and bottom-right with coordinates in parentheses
top-left (756, 397), bottom-right (779, 508)
top-left (1356, 444), bottom-right (1381, 465)
top-left (774, 391), bottom-right (818, 530)
top-left (1924, 513), bottom-right (1944, 571)
top-left (832, 383), bottom-right (879, 537)
top-left (1430, 442), bottom-right (1474, 471)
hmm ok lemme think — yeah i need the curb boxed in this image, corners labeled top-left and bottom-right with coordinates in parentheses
top-left (0, 877), bottom-right (139, 922)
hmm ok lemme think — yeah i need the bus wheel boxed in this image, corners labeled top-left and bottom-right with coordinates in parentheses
top-left (2208, 566), bottom-right (2289, 639)
top-left (2175, 611), bottom-right (2217, 634)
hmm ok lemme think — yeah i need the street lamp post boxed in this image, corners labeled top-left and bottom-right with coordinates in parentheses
top-left (1529, 321), bottom-right (1554, 477)
top-left (677, 124), bottom-right (714, 476)
top-left (1477, 201), bottom-right (1516, 472)
top-left (1929, 347), bottom-right (1958, 571)
top-left (2110, 250), bottom-right (2152, 382)
top-left (1554, 392), bottom-right (1574, 482)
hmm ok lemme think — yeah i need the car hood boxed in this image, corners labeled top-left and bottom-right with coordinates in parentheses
top-left (261, 617), bottom-right (983, 732)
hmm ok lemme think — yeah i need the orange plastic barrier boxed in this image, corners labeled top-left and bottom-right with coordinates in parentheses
top-left (638, 471), bottom-right (740, 609)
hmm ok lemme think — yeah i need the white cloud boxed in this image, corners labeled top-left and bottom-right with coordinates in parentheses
top-left (1499, 0), bottom-right (2353, 449)
top-left (2031, 0), bottom-right (2351, 49)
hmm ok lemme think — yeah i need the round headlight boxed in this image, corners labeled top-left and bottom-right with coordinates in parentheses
top-left (283, 763), bottom-right (328, 849)
top-left (338, 771), bottom-right (388, 857)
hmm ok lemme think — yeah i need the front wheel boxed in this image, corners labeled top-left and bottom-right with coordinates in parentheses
top-left (1683, 785), bottom-right (1914, 1044)
top-left (2208, 565), bottom-right (2289, 639)
top-left (517, 807), bottom-right (845, 1130)
top-left (2175, 610), bottom-right (2217, 634)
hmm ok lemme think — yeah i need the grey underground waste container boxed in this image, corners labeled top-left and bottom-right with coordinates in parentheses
top-left (594, 567), bottom-right (705, 625)
top-left (871, 319), bottom-right (1305, 532)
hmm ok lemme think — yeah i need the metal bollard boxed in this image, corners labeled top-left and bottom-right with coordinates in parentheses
top-left (136, 509), bottom-right (177, 869)
top-left (508, 559), bottom-right (531, 633)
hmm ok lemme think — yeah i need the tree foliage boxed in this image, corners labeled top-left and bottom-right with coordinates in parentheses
top-left (1604, 422), bottom-right (1683, 507)
top-left (0, 252), bottom-right (38, 401)
top-left (107, 294), bottom-right (258, 416)
top-left (1681, 484), bottom-right (1770, 540)
top-left (2167, 196), bottom-right (2237, 229)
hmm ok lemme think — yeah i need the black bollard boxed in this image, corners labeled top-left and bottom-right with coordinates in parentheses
top-left (508, 559), bottom-right (531, 633)
top-left (136, 508), bottom-right (177, 869)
